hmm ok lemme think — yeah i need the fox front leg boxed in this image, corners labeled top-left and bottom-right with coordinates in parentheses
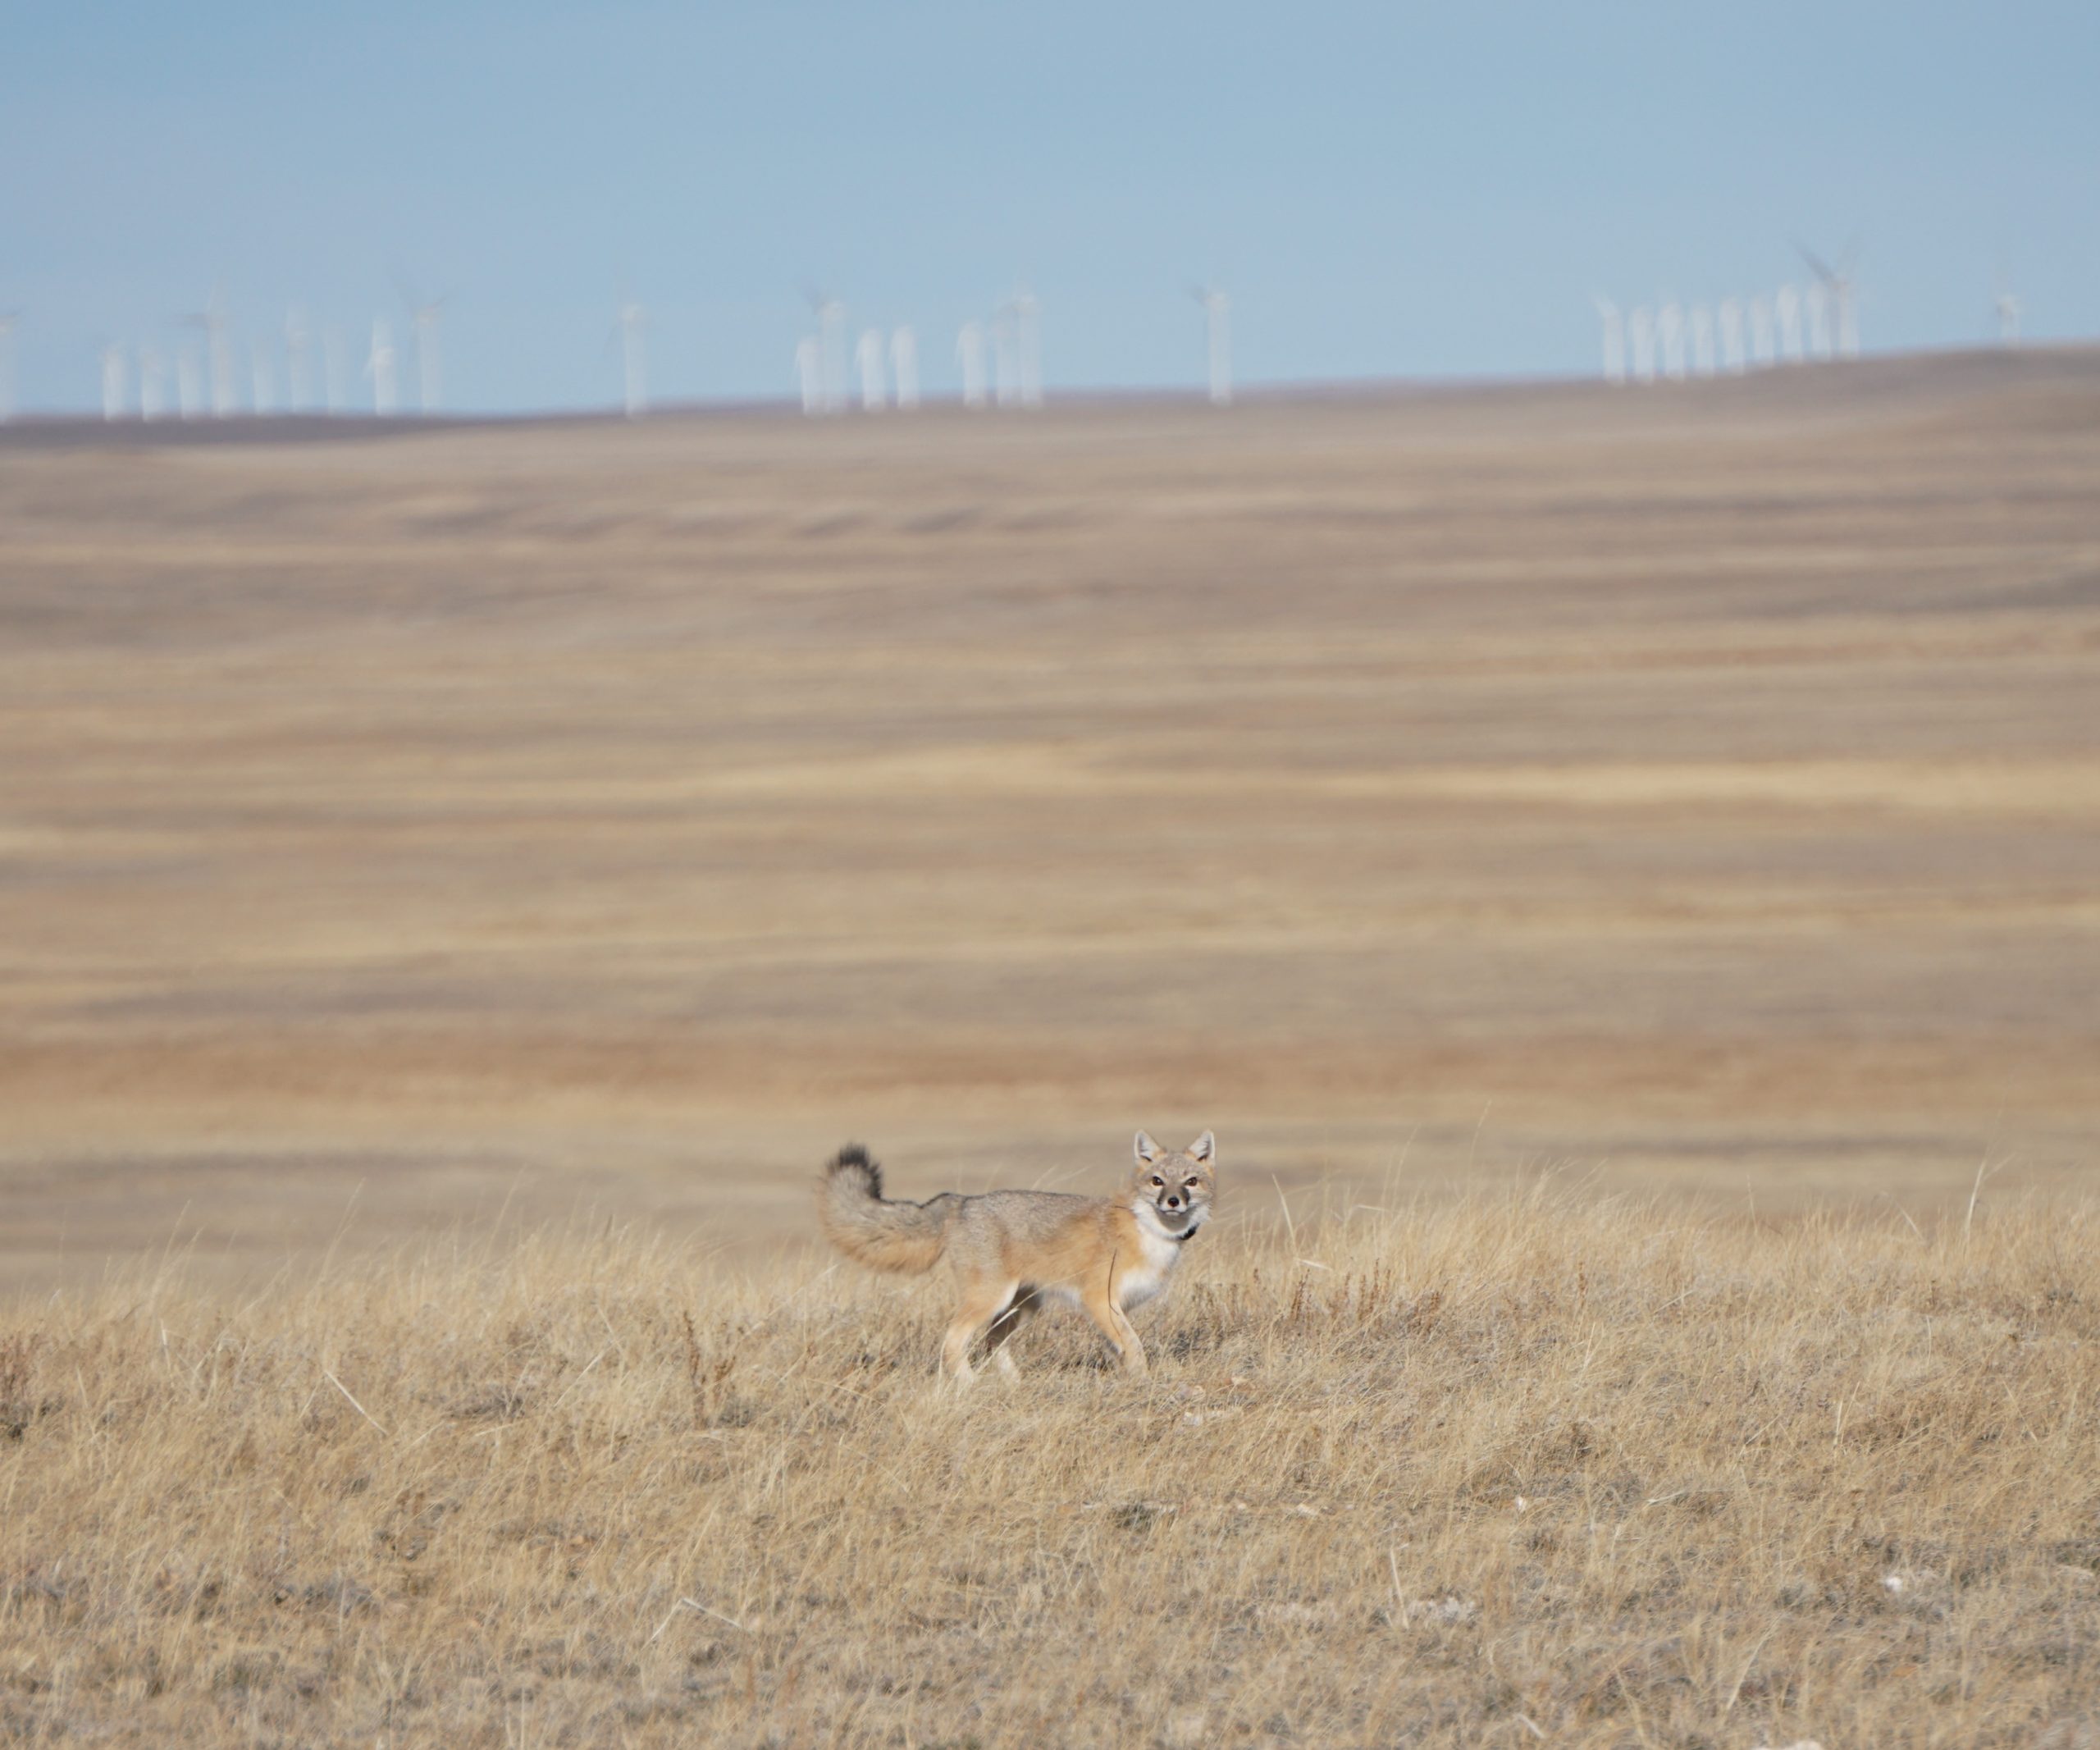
top-left (1082, 1283), bottom-right (1149, 1377)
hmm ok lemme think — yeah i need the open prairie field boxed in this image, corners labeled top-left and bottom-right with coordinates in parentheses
top-left (5, 357), bottom-right (2100, 1749)
top-left (2, 351), bottom-right (2098, 1287)
top-left (2, 1190), bottom-right (2098, 1747)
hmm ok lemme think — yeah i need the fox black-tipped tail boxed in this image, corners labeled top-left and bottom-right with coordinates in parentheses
top-left (819, 1145), bottom-right (955, 1276)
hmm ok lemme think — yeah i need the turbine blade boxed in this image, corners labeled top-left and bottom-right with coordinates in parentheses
top-left (1796, 243), bottom-right (1837, 286)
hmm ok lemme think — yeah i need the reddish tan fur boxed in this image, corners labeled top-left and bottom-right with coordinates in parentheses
top-left (819, 1131), bottom-right (1217, 1382)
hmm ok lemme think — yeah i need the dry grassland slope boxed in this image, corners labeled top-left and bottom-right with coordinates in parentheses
top-left (3, 1187), bottom-right (2097, 1747)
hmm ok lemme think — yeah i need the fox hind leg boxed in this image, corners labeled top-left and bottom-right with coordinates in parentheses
top-left (941, 1277), bottom-right (1022, 1384)
top-left (983, 1286), bottom-right (1040, 1380)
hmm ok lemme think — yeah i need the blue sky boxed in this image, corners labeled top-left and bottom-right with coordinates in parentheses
top-left (3, 1), bottom-right (2094, 413)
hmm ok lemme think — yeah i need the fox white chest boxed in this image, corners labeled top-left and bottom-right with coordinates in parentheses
top-left (1116, 1221), bottom-right (1190, 1311)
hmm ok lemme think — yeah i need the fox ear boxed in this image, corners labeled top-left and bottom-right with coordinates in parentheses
top-left (1134, 1131), bottom-right (1162, 1166)
top-left (1188, 1131), bottom-right (1215, 1165)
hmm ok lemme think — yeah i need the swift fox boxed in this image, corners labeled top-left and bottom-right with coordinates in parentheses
top-left (819, 1131), bottom-right (1217, 1381)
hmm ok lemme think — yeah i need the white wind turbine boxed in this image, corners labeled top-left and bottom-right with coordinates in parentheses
top-left (250, 340), bottom-right (275, 414)
top-left (794, 336), bottom-right (823, 414)
top-left (1718, 298), bottom-right (1746, 373)
top-left (1748, 295), bottom-right (1775, 368)
top-left (1690, 304), bottom-right (1716, 377)
top-left (856, 327), bottom-right (887, 410)
top-left (1799, 241), bottom-right (1860, 359)
top-left (396, 281), bottom-right (447, 415)
top-left (366, 318), bottom-right (399, 415)
top-left (956, 320), bottom-right (987, 408)
top-left (802, 290), bottom-right (847, 413)
top-left (823, 299), bottom-right (847, 410)
top-left (990, 303), bottom-right (1019, 407)
top-left (1014, 289), bottom-right (1042, 407)
top-left (208, 291), bottom-right (235, 414)
top-left (1628, 305), bottom-right (1656, 383)
top-left (1993, 275), bottom-right (2023, 347)
top-left (185, 288), bottom-right (235, 416)
top-left (615, 299), bottom-right (647, 418)
top-left (137, 344), bottom-right (165, 421)
top-left (1803, 278), bottom-right (1833, 359)
top-left (1658, 295), bottom-right (1687, 380)
top-left (1593, 296), bottom-right (1625, 385)
top-left (285, 308), bottom-right (313, 410)
top-left (176, 341), bottom-right (203, 418)
top-left (890, 327), bottom-right (919, 409)
top-left (1774, 283), bottom-right (1804, 363)
top-left (0, 311), bottom-right (18, 423)
top-left (323, 327), bottom-right (349, 414)
top-left (100, 342), bottom-right (128, 421)
top-left (1193, 286), bottom-right (1231, 404)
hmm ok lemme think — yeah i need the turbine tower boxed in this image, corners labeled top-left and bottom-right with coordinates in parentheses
top-left (0, 311), bottom-right (18, 423)
top-left (1803, 279), bottom-right (1833, 359)
top-left (185, 288), bottom-right (235, 416)
top-left (794, 336), bottom-right (823, 414)
top-left (1799, 242), bottom-right (1860, 359)
top-left (1194, 286), bottom-right (1232, 404)
top-left (1690, 304), bottom-right (1716, 377)
top-left (1774, 284), bottom-right (1804, 363)
top-left (1628, 306), bottom-right (1656, 383)
top-left (890, 327), bottom-right (920, 409)
top-left (323, 327), bottom-right (349, 414)
top-left (366, 318), bottom-right (398, 415)
top-left (1593, 296), bottom-right (1625, 385)
top-left (956, 321), bottom-right (987, 409)
top-left (1014, 289), bottom-right (1042, 407)
top-left (1657, 296), bottom-right (1687, 381)
top-left (100, 343), bottom-right (128, 421)
top-left (250, 340), bottom-right (275, 414)
top-left (1748, 295), bottom-right (1775, 368)
top-left (991, 304), bottom-right (1018, 407)
top-left (617, 299), bottom-right (647, 418)
top-left (137, 345), bottom-right (165, 421)
top-left (176, 342), bottom-right (203, 418)
top-left (285, 307), bottom-right (313, 410)
top-left (207, 291), bottom-right (235, 414)
top-left (804, 290), bottom-right (847, 413)
top-left (1993, 277), bottom-right (2023, 347)
top-left (856, 327), bottom-right (887, 411)
top-left (1717, 298), bottom-right (1746, 374)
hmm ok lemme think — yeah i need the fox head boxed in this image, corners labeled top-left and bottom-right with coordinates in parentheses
top-left (1129, 1130), bottom-right (1216, 1240)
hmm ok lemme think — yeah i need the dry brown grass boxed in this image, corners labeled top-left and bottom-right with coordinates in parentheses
top-left (5, 1181), bottom-right (2097, 1747)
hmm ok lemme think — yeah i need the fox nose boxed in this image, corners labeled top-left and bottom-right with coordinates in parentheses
top-left (1164, 1194), bottom-right (1183, 1210)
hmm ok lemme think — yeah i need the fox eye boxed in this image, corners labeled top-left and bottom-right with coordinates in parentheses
top-left (1149, 1176), bottom-right (1163, 1187)
top-left (1184, 1180), bottom-right (1198, 1190)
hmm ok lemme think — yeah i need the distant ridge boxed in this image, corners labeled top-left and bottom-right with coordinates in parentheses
top-left (2, 341), bottom-right (2094, 450)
